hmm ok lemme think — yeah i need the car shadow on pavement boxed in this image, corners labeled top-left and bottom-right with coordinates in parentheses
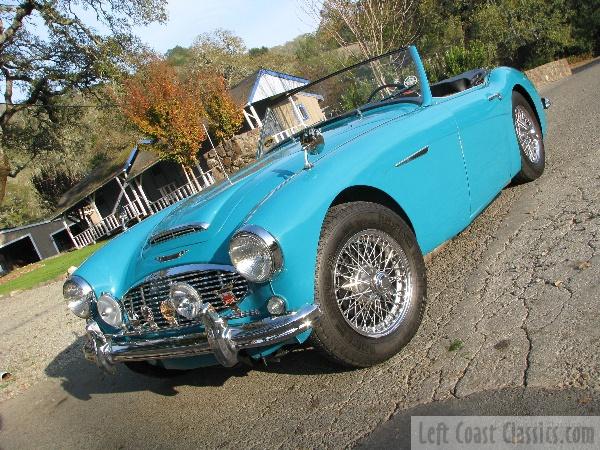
top-left (44, 337), bottom-right (346, 400)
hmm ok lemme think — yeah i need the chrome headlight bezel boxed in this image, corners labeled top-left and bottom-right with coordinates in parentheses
top-left (63, 275), bottom-right (94, 319)
top-left (228, 225), bottom-right (283, 283)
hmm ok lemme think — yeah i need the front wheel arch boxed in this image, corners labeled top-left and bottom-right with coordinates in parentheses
top-left (330, 185), bottom-right (416, 235)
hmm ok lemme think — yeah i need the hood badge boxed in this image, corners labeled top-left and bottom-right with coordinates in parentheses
top-left (220, 288), bottom-right (237, 306)
top-left (219, 286), bottom-right (241, 314)
top-left (156, 250), bottom-right (188, 263)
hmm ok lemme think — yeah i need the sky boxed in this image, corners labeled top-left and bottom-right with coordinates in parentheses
top-left (133, 0), bottom-right (317, 53)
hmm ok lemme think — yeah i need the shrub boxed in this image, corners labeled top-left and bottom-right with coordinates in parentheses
top-left (439, 41), bottom-right (497, 80)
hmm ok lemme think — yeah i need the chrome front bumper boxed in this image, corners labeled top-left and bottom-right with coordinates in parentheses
top-left (83, 304), bottom-right (320, 372)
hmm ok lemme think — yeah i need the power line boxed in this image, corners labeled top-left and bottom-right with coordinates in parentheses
top-left (0, 103), bottom-right (118, 108)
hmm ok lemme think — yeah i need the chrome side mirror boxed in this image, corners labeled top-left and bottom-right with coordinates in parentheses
top-left (300, 128), bottom-right (324, 170)
top-left (541, 97), bottom-right (551, 109)
top-left (301, 128), bottom-right (324, 155)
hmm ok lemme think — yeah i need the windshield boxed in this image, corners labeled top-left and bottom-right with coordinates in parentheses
top-left (257, 48), bottom-right (422, 156)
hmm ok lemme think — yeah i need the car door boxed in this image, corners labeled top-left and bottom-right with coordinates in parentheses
top-left (441, 86), bottom-right (512, 217)
top-left (378, 104), bottom-right (471, 254)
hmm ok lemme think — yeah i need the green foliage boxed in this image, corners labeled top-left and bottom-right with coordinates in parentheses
top-left (190, 29), bottom-right (250, 85)
top-left (0, 0), bottom-right (168, 205)
top-left (248, 46), bottom-right (269, 57)
top-left (0, 93), bottom-right (136, 228)
top-left (339, 80), bottom-right (374, 110)
top-left (442, 41), bottom-right (497, 78)
top-left (469, 0), bottom-right (573, 68)
top-left (449, 339), bottom-right (464, 352)
top-left (568, 0), bottom-right (600, 54)
top-left (416, 8), bottom-right (464, 56)
top-left (166, 46), bottom-right (194, 66)
top-left (0, 179), bottom-right (45, 228)
top-left (31, 167), bottom-right (82, 209)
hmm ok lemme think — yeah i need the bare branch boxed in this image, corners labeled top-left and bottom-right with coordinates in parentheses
top-left (0, 0), bottom-right (35, 49)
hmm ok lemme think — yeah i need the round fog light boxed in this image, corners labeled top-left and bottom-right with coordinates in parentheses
top-left (97, 294), bottom-right (123, 328)
top-left (170, 283), bottom-right (203, 320)
top-left (267, 296), bottom-right (286, 315)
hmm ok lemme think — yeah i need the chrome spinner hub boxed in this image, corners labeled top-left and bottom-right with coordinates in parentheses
top-left (372, 270), bottom-right (394, 299)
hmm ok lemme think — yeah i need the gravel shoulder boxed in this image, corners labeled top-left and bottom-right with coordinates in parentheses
top-left (0, 63), bottom-right (598, 449)
top-left (0, 282), bottom-right (84, 402)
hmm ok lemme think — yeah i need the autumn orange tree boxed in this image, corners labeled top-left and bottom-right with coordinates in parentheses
top-left (119, 59), bottom-right (243, 168)
top-left (197, 71), bottom-right (244, 142)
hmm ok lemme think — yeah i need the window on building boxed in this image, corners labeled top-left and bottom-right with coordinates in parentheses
top-left (297, 103), bottom-right (310, 121)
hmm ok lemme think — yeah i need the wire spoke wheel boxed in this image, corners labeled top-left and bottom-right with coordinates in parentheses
top-left (514, 105), bottom-right (542, 164)
top-left (333, 229), bottom-right (412, 338)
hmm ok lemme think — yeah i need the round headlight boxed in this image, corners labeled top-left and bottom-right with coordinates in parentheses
top-left (229, 225), bottom-right (283, 283)
top-left (63, 276), bottom-right (94, 318)
top-left (97, 294), bottom-right (123, 328)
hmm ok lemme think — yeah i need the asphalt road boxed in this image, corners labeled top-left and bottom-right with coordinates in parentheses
top-left (1, 62), bottom-right (599, 450)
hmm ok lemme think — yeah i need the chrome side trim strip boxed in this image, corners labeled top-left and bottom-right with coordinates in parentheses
top-left (395, 146), bottom-right (429, 167)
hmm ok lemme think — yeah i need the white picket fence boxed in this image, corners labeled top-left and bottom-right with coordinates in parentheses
top-left (72, 169), bottom-right (216, 247)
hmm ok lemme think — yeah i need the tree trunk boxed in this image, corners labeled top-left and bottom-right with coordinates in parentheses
top-left (0, 146), bottom-right (10, 204)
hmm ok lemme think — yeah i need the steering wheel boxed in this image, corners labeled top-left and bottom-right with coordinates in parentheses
top-left (366, 83), bottom-right (409, 103)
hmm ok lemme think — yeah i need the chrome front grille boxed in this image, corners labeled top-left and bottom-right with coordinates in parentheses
top-left (122, 268), bottom-right (249, 332)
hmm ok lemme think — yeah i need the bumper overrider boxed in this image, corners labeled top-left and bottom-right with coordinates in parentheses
top-left (84, 302), bottom-right (320, 373)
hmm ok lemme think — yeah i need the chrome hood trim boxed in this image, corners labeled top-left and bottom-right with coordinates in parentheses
top-left (141, 263), bottom-right (237, 284)
top-left (148, 222), bottom-right (209, 245)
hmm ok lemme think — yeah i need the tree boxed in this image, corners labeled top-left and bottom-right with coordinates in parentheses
top-left (31, 166), bottom-right (81, 209)
top-left (118, 59), bottom-right (242, 168)
top-left (303, 0), bottom-right (421, 60)
top-left (166, 45), bottom-right (194, 66)
top-left (248, 46), bottom-right (269, 58)
top-left (190, 29), bottom-right (249, 86)
top-left (194, 70), bottom-right (244, 144)
top-left (469, 0), bottom-right (573, 68)
top-left (0, 0), bottom-right (167, 203)
top-left (568, 0), bottom-right (600, 54)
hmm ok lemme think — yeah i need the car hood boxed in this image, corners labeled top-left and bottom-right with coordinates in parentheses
top-left (146, 103), bottom-right (419, 248)
top-left (76, 102), bottom-right (419, 296)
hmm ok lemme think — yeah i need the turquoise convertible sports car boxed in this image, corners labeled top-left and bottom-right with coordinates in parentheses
top-left (64, 46), bottom-right (550, 373)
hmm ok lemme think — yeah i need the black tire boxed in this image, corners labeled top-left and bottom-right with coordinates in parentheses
top-left (310, 201), bottom-right (426, 368)
top-left (124, 361), bottom-right (186, 378)
top-left (512, 91), bottom-right (545, 183)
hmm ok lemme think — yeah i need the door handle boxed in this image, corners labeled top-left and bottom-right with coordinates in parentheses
top-left (488, 92), bottom-right (503, 101)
